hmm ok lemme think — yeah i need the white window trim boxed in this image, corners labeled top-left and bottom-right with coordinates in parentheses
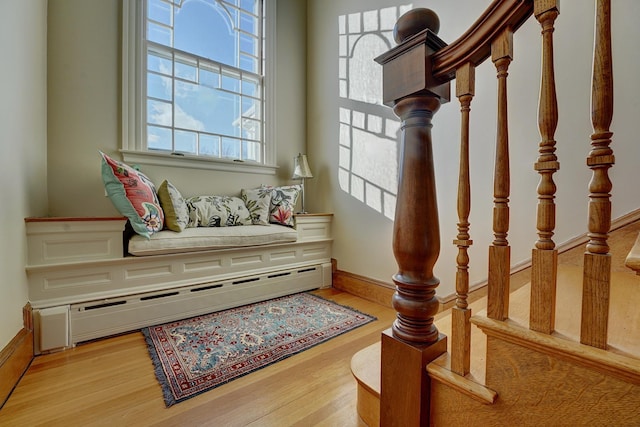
top-left (122, 0), bottom-right (277, 175)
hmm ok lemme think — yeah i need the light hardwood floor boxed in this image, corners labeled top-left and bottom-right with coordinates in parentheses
top-left (0, 289), bottom-right (396, 427)
top-left (4, 220), bottom-right (638, 426)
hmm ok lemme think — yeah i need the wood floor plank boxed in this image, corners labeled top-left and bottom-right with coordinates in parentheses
top-left (0, 289), bottom-right (395, 426)
top-left (4, 223), bottom-right (638, 426)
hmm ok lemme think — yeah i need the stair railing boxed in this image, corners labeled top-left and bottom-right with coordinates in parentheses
top-left (374, 0), bottom-right (534, 422)
top-left (447, 0), bottom-right (616, 371)
top-left (439, 0), bottom-right (615, 372)
top-left (431, 0), bottom-right (534, 376)
top-left (375, 0), bottom-right (615, 422)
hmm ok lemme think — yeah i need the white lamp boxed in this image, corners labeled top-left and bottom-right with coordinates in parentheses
top-left (292, 153), bottom-right (313, 214)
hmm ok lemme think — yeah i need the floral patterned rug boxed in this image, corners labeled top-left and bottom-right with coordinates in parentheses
top-left (142, 292), bottom-right (376, 406)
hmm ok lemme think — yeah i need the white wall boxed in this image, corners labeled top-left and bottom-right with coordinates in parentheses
top-left (307, 0), bottom-right (640, 297)
top-left (0, 0), bottom-right (48, 348)
top-left (0, 0), bottom-right (306, 348)
top-left (47, 0), bottom-right (307, 217)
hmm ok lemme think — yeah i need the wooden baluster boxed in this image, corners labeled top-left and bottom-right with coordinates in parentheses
top-left (581, 0), bottom-right (614, 350)
top-left (487, 29), bottom-right (513, 321)
top-left (451, 62), bottom-right (474, 376)
top-left (375, 9), bottom-right (450, 426)
top-left (530, 1), bottom-right (560, 334)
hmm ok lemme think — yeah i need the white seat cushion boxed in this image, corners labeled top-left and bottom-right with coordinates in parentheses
top-left (128, 224), bottom-right (297, 256)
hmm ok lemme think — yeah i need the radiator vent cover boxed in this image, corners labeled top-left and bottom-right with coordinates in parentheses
top-left (68, 264), bottom-right (324, 345)
top-left (38, 305), bottom-right (70, 351)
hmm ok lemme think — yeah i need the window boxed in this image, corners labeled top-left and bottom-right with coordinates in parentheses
top-left (123, 0), bottom-right (276, 174)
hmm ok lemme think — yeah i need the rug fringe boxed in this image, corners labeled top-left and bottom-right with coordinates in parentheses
top-left (141, 328), bottom-right (177, 407)
top-left (306, 292), bottom-right (378, 321)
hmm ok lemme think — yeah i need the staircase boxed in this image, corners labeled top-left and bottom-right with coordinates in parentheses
top-left (352, 220), bottom-right (640, 425)
top-left (351, 0), bottom-right (640, 425)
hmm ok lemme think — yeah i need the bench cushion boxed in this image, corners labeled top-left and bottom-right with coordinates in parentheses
top-left (128, 224), bottom-right (297, 256)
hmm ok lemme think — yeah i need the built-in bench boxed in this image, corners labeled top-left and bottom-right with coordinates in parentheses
top-left (26, 214), bottom-right (333, 354)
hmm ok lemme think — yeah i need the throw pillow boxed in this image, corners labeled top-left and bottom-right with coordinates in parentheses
top-left (186, 196), bottom-right (253, 228)
top-left (157, 180), bottom-right (189, 232)
top-left (265, 184), bottom-right (301, 227)
top-left (100, 151), bottom-right (164, 238)
top-left (241, 187), bottom-right (273, 225)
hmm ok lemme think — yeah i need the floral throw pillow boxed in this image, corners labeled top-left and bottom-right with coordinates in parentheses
top-left (157, 180), bottom-right (189, 232)
top-left (100, 151), bottom-right (164, 238)
top-left (186, 196), bottom-right (253, 228)
top-left (241, 187), bottom-right (273, 225)
top-left (264, 185), bottom-right (301, 227)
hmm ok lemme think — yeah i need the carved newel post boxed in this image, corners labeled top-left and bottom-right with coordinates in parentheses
top-left (374, 9), bottom-right (450, 427)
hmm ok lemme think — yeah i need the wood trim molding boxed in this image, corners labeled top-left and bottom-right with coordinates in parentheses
top-left (334, 209), bottom-right (640, 312)
top-left (332, 269), bottom-right (394, 309)
top-left (0, 304), bottom-right (34, 408)
top-left (25, 216), bottom-right (127, 222)
top-left (332, 265), bottom-right (498, 314)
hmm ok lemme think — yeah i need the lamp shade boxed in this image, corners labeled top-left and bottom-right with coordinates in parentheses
top-left (292, 153), bottom-right (313, 179)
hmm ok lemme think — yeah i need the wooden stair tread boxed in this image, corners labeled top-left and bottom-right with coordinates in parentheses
top-left (624, 232), bottom-right (640, 273)
top-left (350, 341), bottom-right (380, 396)
top-left (507, 264), bottom-right (640, 357)
top-left (352, 295), bottom-right (491, 398)
top-left (352, 263), bottom-right (640, 400)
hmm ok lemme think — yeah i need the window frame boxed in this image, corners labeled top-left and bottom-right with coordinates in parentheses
top-left (122, 0), bottom-right (277, 175)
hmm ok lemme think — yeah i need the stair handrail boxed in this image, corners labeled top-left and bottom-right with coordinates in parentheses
top-left (431, 0), bottom-right (533, 82)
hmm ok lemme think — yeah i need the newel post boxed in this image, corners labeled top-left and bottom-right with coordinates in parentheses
top-left (375, 9), bottom-right (450, 426)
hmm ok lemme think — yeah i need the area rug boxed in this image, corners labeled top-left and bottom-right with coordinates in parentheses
top-left (142, 292), bottom-right (376, 406)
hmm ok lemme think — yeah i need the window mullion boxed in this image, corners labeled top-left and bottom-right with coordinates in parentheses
top-left (126, 0), bottom-right (271, 168)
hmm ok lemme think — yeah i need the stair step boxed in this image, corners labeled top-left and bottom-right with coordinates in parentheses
top-left (351, 291), bottom-right (492, 392)
top-left (350, 342), bottom-right (381, 427)
top-left (624, 232), bottom-right (640, 274)
top-left (351, 264), bottom-right (640, 424)
top-left (509, 264), bottom-right (640, 357)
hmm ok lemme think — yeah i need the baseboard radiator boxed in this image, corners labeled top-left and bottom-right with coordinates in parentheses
top-left (34, 263), bottom-right (329, 353)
